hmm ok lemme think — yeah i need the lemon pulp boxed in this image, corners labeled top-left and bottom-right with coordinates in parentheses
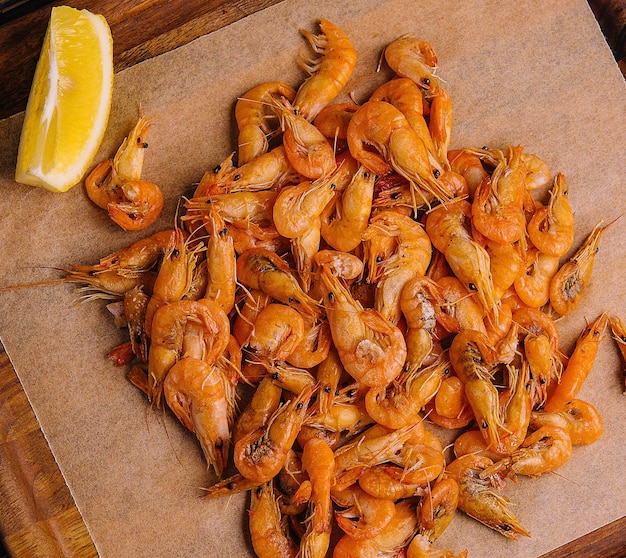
top-left (15, 6), bottom-right (113, 193)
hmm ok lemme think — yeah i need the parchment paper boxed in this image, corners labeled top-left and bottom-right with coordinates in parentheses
top-left (1, 0), bottom-right (625, 556)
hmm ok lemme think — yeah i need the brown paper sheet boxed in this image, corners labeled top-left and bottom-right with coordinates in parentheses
top-left (1, 0), bottom-right (625, 556)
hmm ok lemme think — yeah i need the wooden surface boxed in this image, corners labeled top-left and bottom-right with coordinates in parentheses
top-left (0, 1), bottom-right (625, 557)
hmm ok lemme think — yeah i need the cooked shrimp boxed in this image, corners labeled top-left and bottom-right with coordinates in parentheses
top-left (163, 357), bottom-right (231, 478)
top-left (293, 19), bottom-right (358, 121)
top-left (471, 145), bottom-right (527, 245)
top-left (428, 87), bottom-right (453, 168)
top-left (447, 149), bottom-right (488, 199)
top-left (313, 102), bottom-right (359, 140)
top-left (347, 100), bottom-right (450, 204)
top-left (418, 477), bottom-right (459, 542)
top-left (124, 284), bottom-right (150, 363)
top-left (527, 173), bottom-right (575, 257)
top-left (530, 398), bottom-right (603, 446)
top-left (407, 534), bottom-right (468, 558)
top-left (384, 35), bottom-right (441, 94)
top-left (544, 312), bottom-right (609, 412)
top-left (549, 219), bottom-right (616, 316)
top-left (285, 314), bottom-right (332, 369)
top-left (496, 364), bottom-right (533, 455)
top-left (233, 385), bottom-right (314, 483)
top-left (235, 81), bottom-right (297, 165)
top-left (272, 96), bottom-right (336, 179)
top-left (357, 465), bottom-right (425, 500)
top-left (514, 248), bottom-right (560, 308)
top-left (319, 264), bottom-right (407, 388)
top-left (236, 248), bottom-right (320, 317)
top-left (233, 375), bottom-right (282, 443)
top-left (609, 314), bottom-right (626, 393)
top-left (485, 240), bottom-right (525, 300)
top-left (445, 454), bottom-right (530, 539)
top-left (106, 179), bottom-right (164, 231)
top-left (147, 298), bottom-right (231, 407)
top-left (249, 481), bottom-right (298, 558)
top-left (333, 484), bottom-right (396, 540)
top-left (320, 165), bottom-right (376, 253)
top-left (272, 174), bottom-right (337, 239)
top-left (524, 331), bottom-right (561, 407)
top-left (247, 303), bottom-right (305, 363)
top-left (522, 152), bottom-right (550, 190)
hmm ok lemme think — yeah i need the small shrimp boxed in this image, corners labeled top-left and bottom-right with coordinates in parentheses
top-left (496, 364), bottom-right (533, 455)
top-left (357, 465), bottom-right (425, 500)
top-left (385, 427), bottom-right (445, 486)
top-left (514, 248), bottom-right (561, 308)
top-left (147, 298), bottom-right (231, 407)
top-left (107, 179), bottom-right (164, 231)
top-left (485, 240), bottom-right (525, 300)
top-left (333, 484), bottom-right (396, 540)
top-left (212, 145), bottom-right (299, 194)
top-left (315, 345), bottom-right (346, 414)
top-left (144, 228), bottom-right (199, 337)
top-left (549, 219), bottom-right (616, 316)
top-left (306, 399), bottom-right (374, 435)
top-left (185, 191), bottom-right (278, 227)
top-left (202, 204), bottom-right (236, 314)
top-left (233, 385), bottom-right (314, 483)
top-left (293, 19), bottom-right (358, 121)
top-left (428, 87), bottom-right (453, 168)
top-left (319, 265), bottom-right (407, 388)
top-left (313, 102), bottom-right (359, 140)
top-left (247, 303), bottom-right (305, 362)
top-left (471, 145), bottom-right (527, 245)
top-left (236, 248), bottom-right (320, 318)
top-left (434, 375), bottom-right (468, 421)
top-left (609, 314), bottom-right (626, 393)
top-left (363, 210), bottom-right (432, 325)
top-left (124, 284), bottom-right (150, 363)
top-left (524, 331), bottom-right (561, 407)
top-left (235, 81), bottom-right (297, 165)
top-left (347, 100), bottom-right (449, 204)
top-left (522, 152), bottom-right (551, 191)
top-left (272, 96), bottom-right (336, 179)
top-left (447, 149), bottom-right (488, 199)
top-left (530, 398), bottom-right (603, 446)
top-left (320, 165), bottom-right (376, 253)
top-left (265, 361), bottom-right (316, 395)
top-left (491, 425), bottom-right (573, 478)
top-left (248, 481), bottom-right (298, 558)
top-left (163, 357), bottom-right (231, 478)
top-left (285, 314), bottom-right (332, 369)
top-left (272, 174), bottom-right (337, 239)
top-left (193, 153), bottom-right (236, 198)
top-left (407, 534), bottom-right (468, 558)
top-left (312, 249), bottom-right (364, 284)
top-left (437, 275), bottom-right (488, 336)
top-left (418, 477), bottom-right (459, 542)
top-left (232, 289), bottom-right (272, 346)
top-left (527, 173), bottom-right (575, 257)
top-left (445, 453), bottom-right (530, 540)
top-left (233, 375), bottom-right (282, 443)
top-left (544, 312), bottom-right (609, 412)
top-left (384, 35), bottom-right (441, 94)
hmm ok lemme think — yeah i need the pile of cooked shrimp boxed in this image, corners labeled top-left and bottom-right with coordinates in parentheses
top-left (68, 18), bottom-right (626, 558)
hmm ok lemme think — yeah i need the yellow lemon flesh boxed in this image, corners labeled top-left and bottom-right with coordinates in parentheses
top-left (15, 6), bottom-right (113, 192)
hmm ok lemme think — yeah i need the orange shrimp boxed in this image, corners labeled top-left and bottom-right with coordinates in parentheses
top-left (609, 314), bottom-right (626, 393)
top-left (320, 164), bottom-right (376, 253)
top-left (106, 179), bottom-right (164, 231)
top-left (293, 19), bottom-right (357, 121)
top-left (363, 210), bottom-right (432, 325)
top-left (248, 481), bottom-right (298, 558)
top-left (522, 152), bottom-right (551, 191)
top-left (246, 303), bottom-right (305, 362)
top-left (444, 453), bottom-right (530, 540)
top-left (428, 86), bottom-right (453, 168)
top-left (514, 247), bottom-right (560, 308)
top-left (485, 240), bottom-right (525, 300)
top-left (233, 375), bottom-right (282, 443)
top-left (235, 81), bottom-right (297, 165)
top-left (495, 364), bottom-right (533, 455)
top-left (418, 477), bottom-right (459, 542)
top-left (527, 173), bottom-right (575, 257)
top-left (471, 145), bottom-right (527, 245)
top-left (236, 248), bottom-right (320, 318)
top-left (524, 331), bottom-right (561, 407)
top-left (123, 285), bottom-right (150, 363)
top-left (447, 149), bottom-right (488, 199)
top-left (147, 298), bottom-right (230, 407)
top-left (233, 385), bottom-right (315, 483)
top-left (549, 219), bottom-right (616, 316)
top-left (272, 96), bottom-right (336, 179)
top-left (319, 264), bottom-right (407, 388)
top-left (347, 100), bottom-right (450, 204)
top-left (407, 534), bottom-right (468, 558)
top-left (313, 102), bottom-right (359, 140)
top-left (530, 398), bottom-right (603, 446)
top-left (333, 484), bottom-right (396, 540)
top-left (285, 314), bottom-right (332, 369)
top-left (384, 35), bottom-right (441, 94)
top-left (544, 312), bottom-right (609, 412)
top-left (357, 465), bottom-right (425, 500)
top-left (163, 357), bottom-right (231, 478)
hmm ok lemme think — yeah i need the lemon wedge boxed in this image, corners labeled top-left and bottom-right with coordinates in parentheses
top-left (15, 6), bottom-right (113, 193)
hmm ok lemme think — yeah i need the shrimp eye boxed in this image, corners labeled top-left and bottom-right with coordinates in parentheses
top-left (481, 146), bottom-right (489, 151)
top-left (422, 77), bottom-right (430, 87)
top-left (500, 524), bottom-right (512, 532)
top-left (324, 386), bottom-right (331, 393)
top-left (433, 169), bottom-right (441, 178)
top-left (296, 402), bottom-right (304, 410)
top-left (481, 420), bottom-right (488, 429)
top-left (364, 171), bottom-right (370, 178)
top-left (327, 292), bottom-right (335, 303)
top-left (255, 486), bottom-right (263, 496)
top-left (468, 283), bottom-right (477, 291)
top-left (391, 192), bottom-right (401, 200)
top-left (330, 183), bottom-right (337, 190)
top-left (215, 440), bottom-right (223, 449)
top-left (213, 164), bottom-right (222, 173)
top-left (347, 389), bottom-right (357, 398)
top-left (233, 174), bottom-right (241, 181)
top-left (88, 270), bottom-right (97, 277)
top-left (272, 372), bottom-right (280, 380)
top-left (376, 255), bottom-right (384, 263)
top-left (334, 389), bottom-right (340, 396)
top-left (219, 227), bottom-right (229, 237)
